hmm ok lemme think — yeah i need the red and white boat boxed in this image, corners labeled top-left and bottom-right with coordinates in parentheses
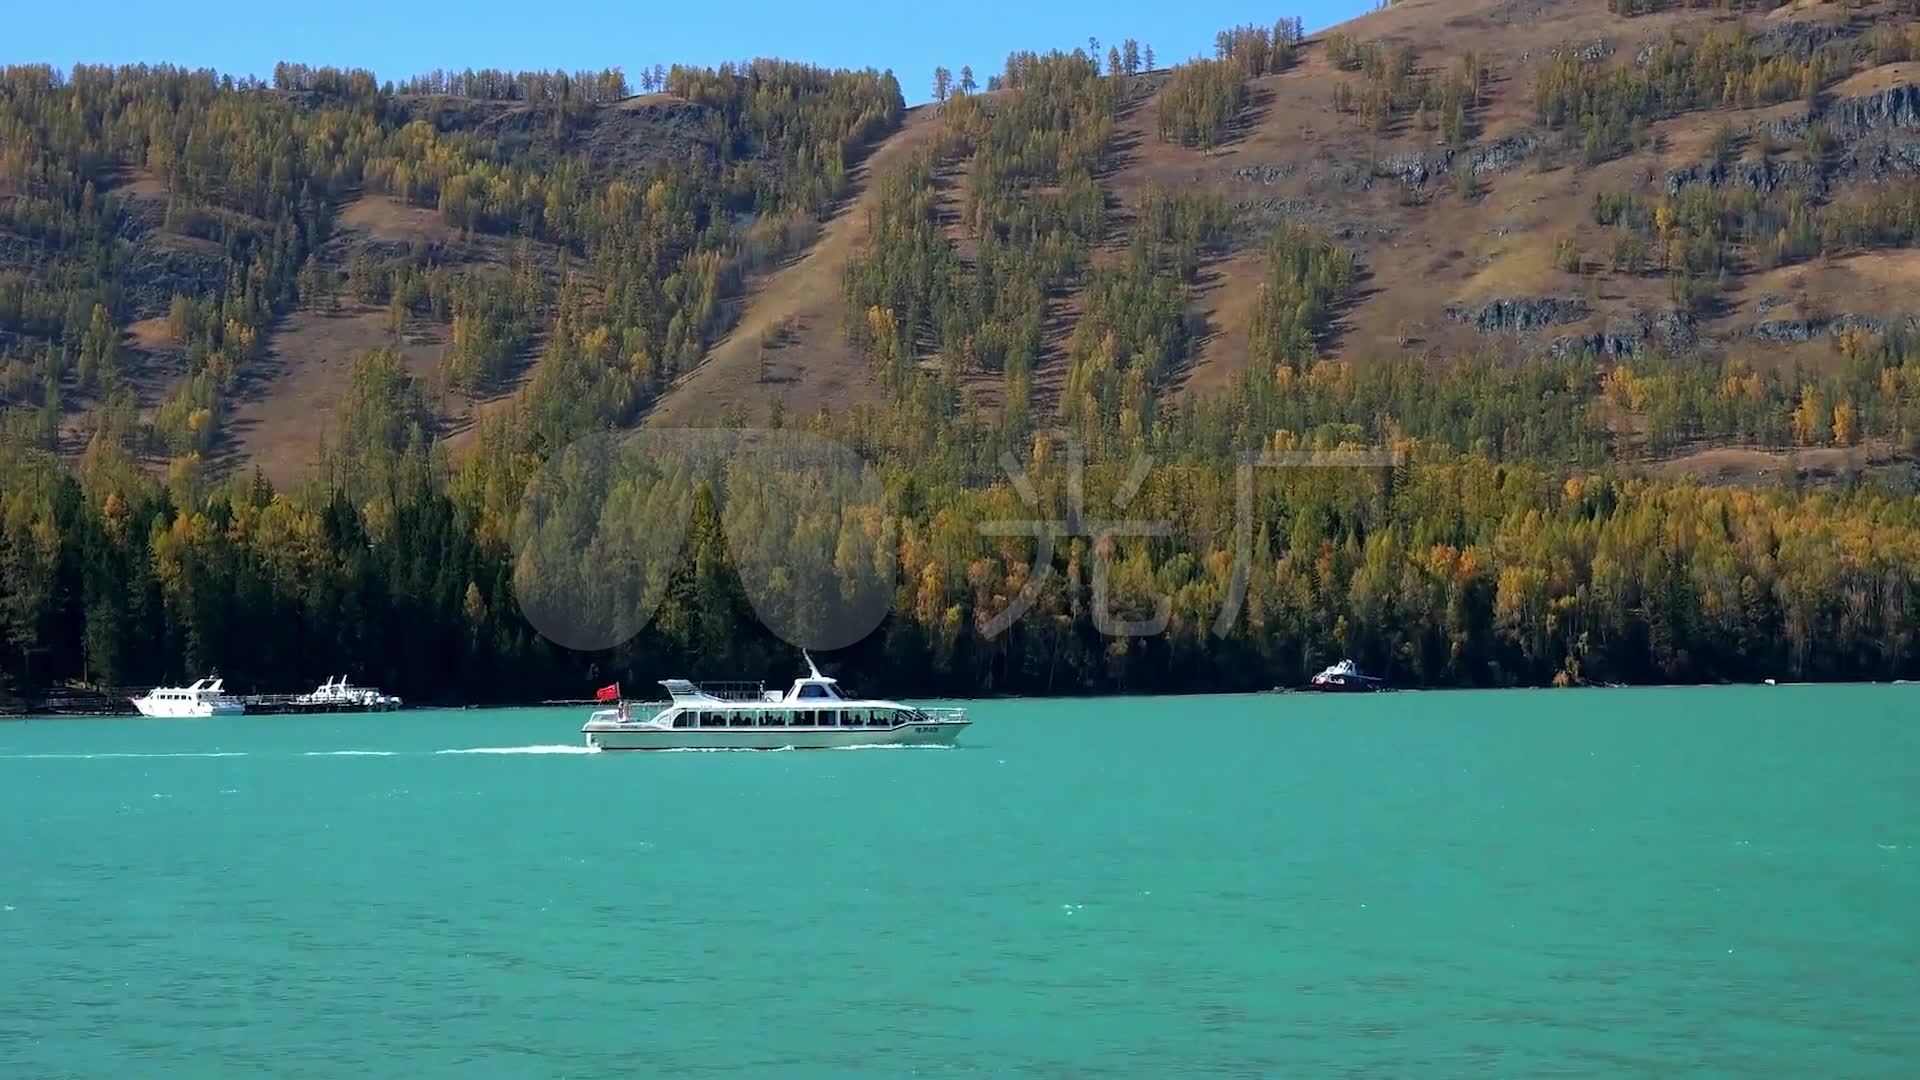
top-left (582, 655), bottom-right (969, 750)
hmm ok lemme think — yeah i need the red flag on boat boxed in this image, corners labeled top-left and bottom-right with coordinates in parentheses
top-left (595, 683), bottom-right (620, 701)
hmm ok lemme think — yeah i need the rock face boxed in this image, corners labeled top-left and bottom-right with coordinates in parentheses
top-left (121, 242), bottom-right (232, 321)
top-left (1658, 84), bottom-right (1920, 192)
top-left (1750, 313), bottom-right (1920, 341)
top-left (1666, 158), bottom-right (1822, 196)
top-left (1446, 296), bottom-right (1589, 334)
top-left (1231, 159), bottom-right (1372, 193)
top-left (1550, 310), bottom-right (1698, 359)
top-left (1232, 163), bottom-right (1297, 185)
top-left (392, 92), bottom-right (722, 179)
top-left (1750, 318), bottom-right (1821, 342)
top-left (1554, 40), bottom-right (1614, 63)
top-left (1377, 132), bottom-right (1544, 188)
top-left (1758, 84), bottom-right (1920, 145)
top-left (1755, 20), bottom-right (1847, 60)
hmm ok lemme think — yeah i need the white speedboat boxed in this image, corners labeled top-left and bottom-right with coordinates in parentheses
top-left (295, 676), bottom-right (402, 711)
top-left (583, 655), bottom-right (969, 751)
top-left (131, 677), bottom-right (246, 717)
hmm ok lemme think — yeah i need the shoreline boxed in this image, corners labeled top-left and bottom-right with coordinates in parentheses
top-left (5, 678), bottom-right (1918, 722)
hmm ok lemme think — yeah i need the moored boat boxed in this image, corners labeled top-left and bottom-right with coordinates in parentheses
top-left (131, 677), bottom-right (246, 717)
top-left (583, 655), bottom-right (969, 751)
top-left (1308, 659), bottom-right (1387, 693)
top-left (294, 676), bottom-right (403, 712)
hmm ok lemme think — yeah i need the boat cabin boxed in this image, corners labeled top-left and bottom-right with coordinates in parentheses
top-left (631, 665), bottom-right (917, 730)
top-left (148, 678), bottom-right (225, 702)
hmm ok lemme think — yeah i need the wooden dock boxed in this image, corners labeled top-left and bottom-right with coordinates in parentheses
top-left (235, 694), bottom-right (403, 715)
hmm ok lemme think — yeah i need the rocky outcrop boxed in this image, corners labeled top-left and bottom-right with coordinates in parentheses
top-left (1550, 310), bottom-right (1698, 359)
top-left (121, 241), bottom-right (232, 321)
top-left (1446, 296), bottom-right (1589, 334)
top-left (110, 193), bottom-right (168, 241)
top-left (1758, 84), bottom-right (1920, 145)
top-left (1653, 85), bottom-right (1920, 191)
top-left (1550, 40), bottom-right (1614, 63)
top-left (1234, 196), bottom-right (1319, 219)
top-left (1665, 157), bottom-right (1823, 196)
top-left (1230, 159), bottom-right (1372, 193)
top-left (1749, 313), bottom-right (1920, 341)
top-left (1234, 197), bottom-right (1397, 242)
top-left (1232, 163), bottom-right (1297, 185)
top-left (1377, 132), bottom-right (1544, 188)
top-left (1755, 20), bottom-right (1847, 61)
top-left (1846, 136), bottom-right (1920, 183)
top-left (1750, 318), bottom-right (1821, 343)
top-left (390, 92), bottom-right (721, 179)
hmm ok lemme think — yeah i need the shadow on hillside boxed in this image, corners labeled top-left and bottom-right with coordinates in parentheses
top-left (1220, 83), bottom-right (1277, 152)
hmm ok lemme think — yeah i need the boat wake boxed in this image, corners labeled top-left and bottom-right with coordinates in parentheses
top-left (435, 744), bottom-right (600, 755)
top-left (829, 743), bottom-right (954, 751)
top-left (302, 750), bottom-right (396, 757)
top-left (0, 751), bottom-right (249, 760)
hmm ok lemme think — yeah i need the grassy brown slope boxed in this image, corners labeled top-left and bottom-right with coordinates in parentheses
top-left (220, 192), bottom-right (556, 480)
top-left (645, 105), bottom-right (945, 427)
top-left (221, 306), bottom-right (446, 486)
top-left (1087, 0), bottom-right (1917, 401)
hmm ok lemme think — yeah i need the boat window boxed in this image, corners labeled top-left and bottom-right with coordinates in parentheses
top-left (797, 684), bottom-right (831, 700)
top-left (870, 710), bottom-right (890, 727)
top-left (672, 712), bottom-right (693, 729)
top-left (759, 711), bottom-right (785, 727)
top-left (729, 711), bottom-right (753, 727)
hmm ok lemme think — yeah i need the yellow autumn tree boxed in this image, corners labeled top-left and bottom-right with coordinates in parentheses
top-left (1832, 398), bottom-right (1857, 447)
top-left (1791, 384), bottom-right (1827, 446)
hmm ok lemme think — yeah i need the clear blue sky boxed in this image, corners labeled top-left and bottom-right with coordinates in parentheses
top-left (9, 0), bottom-right (1369, 103)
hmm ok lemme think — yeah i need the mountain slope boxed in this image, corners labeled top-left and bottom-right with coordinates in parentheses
top-left (11, 2), bottom-right (1920, 479)
top-left (644, 104), bottom-right (945, 427)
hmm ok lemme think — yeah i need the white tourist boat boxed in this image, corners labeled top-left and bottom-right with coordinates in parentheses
top-left (1308, 659), bottom-right (1388, 693)
top-left (130, 677), bottom-right (246, 717)
top-left (583, 656), bottom-right (969, 751)
top-left (295, 676), bottom-right (403, 711)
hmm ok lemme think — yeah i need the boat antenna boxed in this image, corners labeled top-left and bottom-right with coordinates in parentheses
top-left (804, 650), bottom-right (823, 680)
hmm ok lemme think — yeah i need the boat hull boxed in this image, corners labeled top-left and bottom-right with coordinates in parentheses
top-left (584, 721), bottom-right (968, 751)
top-left (130, 699), bottom-right (246, 717)
top-left (1307, 679), bottom-right (1383, 693)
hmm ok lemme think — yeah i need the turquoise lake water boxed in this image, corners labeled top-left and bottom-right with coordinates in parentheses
top-left (3, 686), bottom-right (1917, 1077)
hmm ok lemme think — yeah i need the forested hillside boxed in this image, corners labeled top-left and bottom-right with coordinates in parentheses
top-left (10, 0), bottom-right (1920, 703)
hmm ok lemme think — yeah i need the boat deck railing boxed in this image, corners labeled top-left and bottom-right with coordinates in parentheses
top-left (913, 706), bottom-right (969, 722)
top-left (685, 681), bottom-right (769, 701)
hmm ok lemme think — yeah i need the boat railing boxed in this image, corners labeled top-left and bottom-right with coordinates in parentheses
top-left (913, 706), bottom-right (969, 723)
top-left (689, 681), bottom-right (767, 701)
